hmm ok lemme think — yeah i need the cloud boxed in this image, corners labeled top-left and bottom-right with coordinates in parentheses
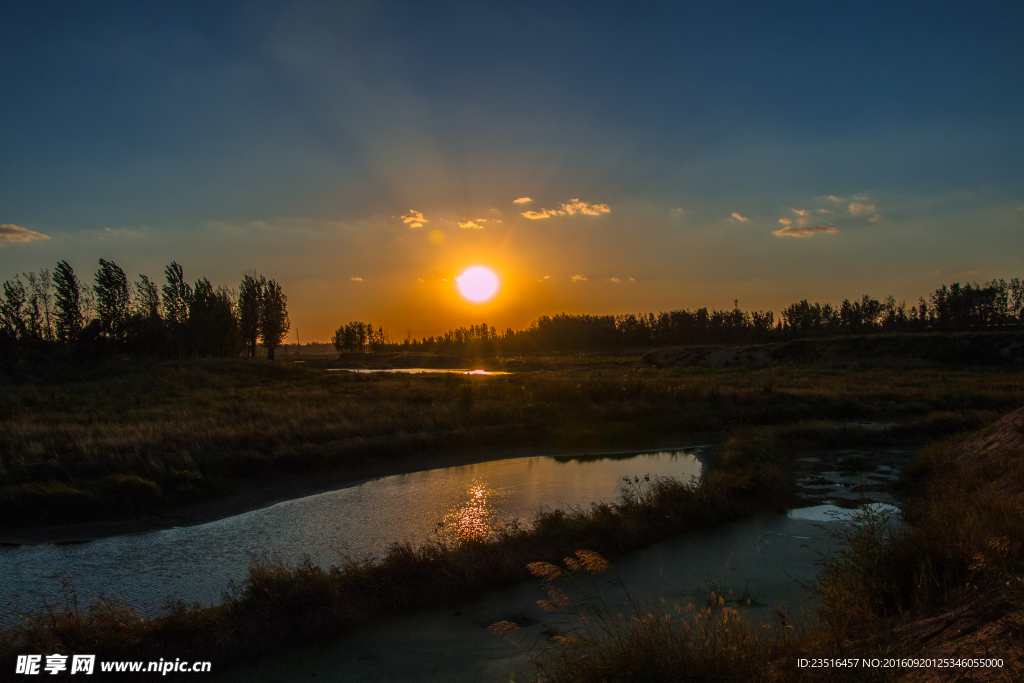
top-left (669, 207), bottom-right (684, 216)
top-left (458, 220), bottom-right (483, 229)
top-left (629, 277), bottom-right (635, 282)
top-left (852, 194), bottom-right (869, 201)
top-left (561, 198), bottom-right (610, 216)
top-left (541, 275), bottom-right (550, 280)
top-left (610, 277), bottom-right (621, 282)
top-left (849, 202), bottom-right (876, 215)
top-left (792, 209), bottom-right (810, 217)
top-left (521, 198), bottom-right (609, 220)
top-left (522, 209), bottom-right (565, 219)
top-left (350, 277), bottom-right (363, 281)
top-left (571, 274), bottom-right (588, 281)
top-left (819, 209), bottom-right (833, 214)
top-left (401, 210), bottom-right (427, 228)
top-left (868, 214), bottom-right (883, 222)
top-left (731, 212), bottom-right (749, 222)
top-left (778, 218), bottom-right (793, 225)
top-left (1017, 206), bottom-right (1024, 211)
top-left (772, 224), bottom-right (839, 238)
top-left (0, 224), bottom-right (49, 243)
top-left (825, 195), bottom-right (843, 202)
top-left (513, 197), bottom-right (533, 204)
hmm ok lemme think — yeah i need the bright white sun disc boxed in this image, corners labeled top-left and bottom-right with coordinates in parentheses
top-left (456, 266), bottom-right (500, 303)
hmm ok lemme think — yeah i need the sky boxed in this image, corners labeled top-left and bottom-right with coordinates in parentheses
top-left (1, 1), bottom-right (1022, 341)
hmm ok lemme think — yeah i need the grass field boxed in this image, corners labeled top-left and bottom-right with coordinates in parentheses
top-left (2, 345), bottom-right (1023, 527)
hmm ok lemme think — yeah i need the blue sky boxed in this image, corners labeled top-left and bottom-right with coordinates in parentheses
top-left (1, 1), bottom-right (1022, 339)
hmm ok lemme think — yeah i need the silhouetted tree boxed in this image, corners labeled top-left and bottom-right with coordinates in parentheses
top-left (54, 260), bottom-right (83, 344)
top-left (238, 273), bottom-right (265, 359)
top-left (259, 279), bottom-right (289, 360)
top-left (162, 262), bottom-right (192, 356)
top-left (94, 259), bottom-right (131, 344)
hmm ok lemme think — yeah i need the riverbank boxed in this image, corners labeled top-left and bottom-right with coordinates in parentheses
top-left (527, 408), bottom-right (1024, 683)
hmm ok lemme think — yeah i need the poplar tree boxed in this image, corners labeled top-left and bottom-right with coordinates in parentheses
top-left (53, 260), bottom-right (82, 344)
top-left (258, 278), bottom-right (289, 360)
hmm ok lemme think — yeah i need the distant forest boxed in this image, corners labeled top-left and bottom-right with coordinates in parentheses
top-left (0, 259), bottom-right (290, 368)
top-left (338, 278), bottom-right (1024, 356)
top-left (3, 259), bottom-right (1022, 368)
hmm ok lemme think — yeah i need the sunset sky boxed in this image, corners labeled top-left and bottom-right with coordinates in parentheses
top-left (1, 1), bottom-right (1022, 341)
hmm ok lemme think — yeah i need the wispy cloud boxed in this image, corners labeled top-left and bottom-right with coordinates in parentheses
top-left (522, 208), bottom-right (565, 220)
top-left (792, 209), bottom-right (810, 217)
top-left (825, 195), bottom-right (843, 202)
top-left (868, 214), bottom-right (883, 222)
top-left (609, 277), bottom-right (621, 282)
top-left (521, 198), bottom-right (610, 220)
top-left (819, 209), bottom-right (833, 214)
top-left (350, 277), bottom-right (363, 281)
top-left (571, 274), bottom-right (588, 281)
top-left (773, 224), bottom-right (839, 238)
top-left (1017, 206), bottom-right (1024, 211)
top-left (778, 218), bottom-right (793, 225)
top-left (849, 202), bottom-right (876, 215)
top-left (513, 197), bottom-right (533, 204)
top-left (0, 224), bottom-right (49, 243)
top-left (401, 210), bottom-right (426, 228)
top-left (852, 194), bottom-right (870, 201)
top-left (669, 207), bottom-right (684, 216)
top-left (731, 212), bottom-right (749, 222)
top-left (458, 220), bottom-right (483, 229)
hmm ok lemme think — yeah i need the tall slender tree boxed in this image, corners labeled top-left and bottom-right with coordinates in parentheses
top-left (94, 259), bottom-right (130, 342)
top-left (258, 278), bottom-right (289, 360)
top-left (162, 262), bottom-right (192, 355)
top-left (238, 272), bottom-right (265, 358)
top-left (53, 260), bottom-right (82, 344)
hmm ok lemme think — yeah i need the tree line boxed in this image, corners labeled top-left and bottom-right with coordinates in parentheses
top-left (370, 277), bottom-right (1024, 355)
top-left (0, 259), bottom-right (290, 368)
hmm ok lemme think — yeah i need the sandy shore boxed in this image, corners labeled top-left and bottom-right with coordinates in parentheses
top-left (0, 435), bottom-right (714, 546)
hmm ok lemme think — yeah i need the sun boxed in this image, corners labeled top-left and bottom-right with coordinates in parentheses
top-left (456, 266), bottom-right (500, 304)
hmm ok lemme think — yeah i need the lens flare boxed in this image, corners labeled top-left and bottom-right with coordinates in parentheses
top-left (456, 266), bottom-right (500, 303)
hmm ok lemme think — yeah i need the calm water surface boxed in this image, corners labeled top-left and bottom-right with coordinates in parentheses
top-left (2, 449), bottom-right (702, 618)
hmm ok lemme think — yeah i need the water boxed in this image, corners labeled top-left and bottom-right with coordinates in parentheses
top-left (216, 510), bottom-right (848, 683)
top-left (1, 449), bottom-right (702, 618)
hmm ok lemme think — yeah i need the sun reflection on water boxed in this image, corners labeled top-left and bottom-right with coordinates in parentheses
top-left (435, 481), bottom-right (504, 543)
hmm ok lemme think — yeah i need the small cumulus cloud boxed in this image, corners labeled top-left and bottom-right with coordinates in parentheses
top-left (561, 198), bottom-right (610, 216)
top-left (401, 210), bottom-right (427, 228)
top-left (350, 277), bottom-right (363, 281)
top-left (792, 209), bottom-right (810, 217)
top-left (868, 214), bottom-right (883, 223)
top-left (778, 218), bottom-right (792, 225)
top-left (819, 209), bottom-right (833, 214)
top-left (852, 194), bottom-right (870, 201)
top-left (0, 224), bottom-right (50, 243)
top-left (629, 277), bottom-right (635, 282)
top-left (773, 224), bottom-right (839, 238)
top-left (610, 277), bottom-right (621, 282)
top-left (541, 275), bottom-right (550, 280)
top-left (513, 197), bottom-right (533, 204)
top-left (825, 195), bottom-right (843, 202)
top-left (849, 202), bottom-right (876, 215)
top-left (1017, 206), bottom-right (1024, 211)
top-left (731, 212), bottom-right (749, 222)
top-left (571, 274), bottom-right (588, 282)
top-left (458, 220), bottom-right (483, 229)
